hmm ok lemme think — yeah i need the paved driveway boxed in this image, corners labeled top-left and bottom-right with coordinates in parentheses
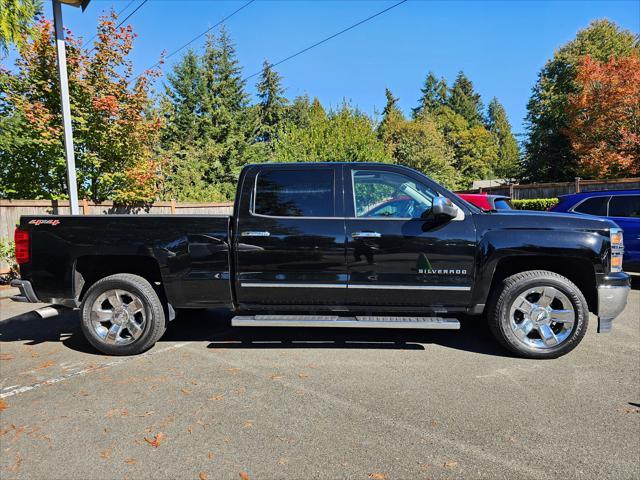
top-left (1, 279), bottom-right (639, 479)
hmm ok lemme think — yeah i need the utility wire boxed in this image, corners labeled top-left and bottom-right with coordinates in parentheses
top-left (137, 0), bottom-right (256, 77)
top-left (244, 0), bottom-right (409, 81)
top-left (86, 0), bottom-right (150, 54)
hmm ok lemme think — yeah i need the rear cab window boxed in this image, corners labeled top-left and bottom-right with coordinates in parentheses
top-left (253, 169), bottom-right (335, 217)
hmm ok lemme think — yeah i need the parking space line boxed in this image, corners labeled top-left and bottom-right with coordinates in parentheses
top-left (0, 343), bottom-right (186, 399)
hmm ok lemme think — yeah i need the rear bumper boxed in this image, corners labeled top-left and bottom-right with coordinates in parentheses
top-left (10, 279), bottom-right (41, 303)
top-left (596, 273), bottom-right (631, 333)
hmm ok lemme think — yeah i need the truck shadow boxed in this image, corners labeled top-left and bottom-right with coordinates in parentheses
top-left (0, 307), bottom-right (511, 357)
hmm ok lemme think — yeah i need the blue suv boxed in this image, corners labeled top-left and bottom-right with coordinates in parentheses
top-left (552, 190), bottom-right (640, 272)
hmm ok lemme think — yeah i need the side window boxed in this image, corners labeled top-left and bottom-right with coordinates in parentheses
top-left (352, 170), bottom-right (437, 218)
top-left (573, 196), bottom-right (609, 216)
top-left (608, 195), bottom-right (640, 218)
top-left (254, 169), bottom-right (335, 217)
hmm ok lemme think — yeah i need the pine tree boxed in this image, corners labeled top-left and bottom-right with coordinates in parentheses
top-left (446, 71), bottom-right (483, 126)
top-left (412, 72), bottom-right (447, 118)
top-left (256, 59), bottom-right (288, 143)
top-left (378, 88), bottom-right (404, 142)
top-left (162, 49), bottom-right (202, 145)
top-left (486, 98), bottom-right (520, 178)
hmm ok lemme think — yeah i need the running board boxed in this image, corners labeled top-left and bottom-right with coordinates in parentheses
top-left (231, 315), bottom-right (460, 330)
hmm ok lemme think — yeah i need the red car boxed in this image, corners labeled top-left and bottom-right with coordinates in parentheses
top-left (457, 193), bottom-right (513, 211)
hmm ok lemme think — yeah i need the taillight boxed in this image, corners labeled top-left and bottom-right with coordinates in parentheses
top-left (14, 227), bottom-right (30, 264)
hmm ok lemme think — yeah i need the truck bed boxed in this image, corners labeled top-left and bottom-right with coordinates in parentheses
top-left (18, 215), bottom-right (233, 308)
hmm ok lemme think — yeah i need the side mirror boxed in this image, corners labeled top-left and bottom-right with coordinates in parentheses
top-left (431, 197), bottom-right (459, 220)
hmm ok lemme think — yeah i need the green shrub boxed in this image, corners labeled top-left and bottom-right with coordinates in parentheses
top-left (512, 198), bottom-right (559, 211)
top-left (0, 239), bottom-right (18, 284)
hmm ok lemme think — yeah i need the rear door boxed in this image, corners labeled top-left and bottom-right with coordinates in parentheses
top-left (344, 165), bottom-right (477, 309)
top-left (607, 194), bottom-right (640, 270)
top-left (233, 165), bottom-right (347, 308)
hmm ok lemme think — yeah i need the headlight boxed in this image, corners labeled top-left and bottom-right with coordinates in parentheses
top-left (610, 227), bottom-right (624, 272)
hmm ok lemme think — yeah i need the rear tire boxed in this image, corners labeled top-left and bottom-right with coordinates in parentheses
top-left (80, 273), bottom-right (167, 355)
top-left (487, 270), bottom-right (589, 359)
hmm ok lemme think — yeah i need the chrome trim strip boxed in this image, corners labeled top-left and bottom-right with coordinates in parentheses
top-left (240, 282), bottom-right (470, 291)
top-left (349, 284), bottom-right (471, 291)
top-left (240, 283), bottom-right (347, 289)
top-left (232, 316), bottom-right (461, 330)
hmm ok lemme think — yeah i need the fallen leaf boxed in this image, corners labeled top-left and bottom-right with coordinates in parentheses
top-left (137, 411), bottom-right (154, 417)
top-left (124, 458), bottom-right (137, 465)
top-left (144, 432), bottom-right (166, 448)
top-left (0, 353), bottom-right (14, 360)
top-left (180, 388), bottom-right (190, 395)
top-left (239, 472), bottom-right (250, 480)
top-left (191, 379), bottom-right (199, 385)
top-left (277, 458), bottom-right (289, 465)
top-left (368, 474), bottom-right (387, 480)
top-left (100, 448), bottom-right (111, 460)
top-left (443, 460), bottom-right (458, 469)
top-left (207, 452), bottom-right (215, 460)
top-left (0, 399), bottom-right (9, 411)
top-left (105, 409), bottom-right (129, 418)
top-left (8, 454), bottom-right (22, 472)
top-left (270, 374), bottom-right (283, 380)
top-left (187, 426), bottom-right (193, 434)
top-left (298, 373), bottom-right (309, 379)
top-left (199, 473), bottom-right (207, 480)
top-left (228, 368), bottom-right (239, 375)
top-left (209, 395), bottom-right (224, 401)
top-left (36, 360), bottom-right (54, 370)
top-left (243, 420), bottom-right (253, 429)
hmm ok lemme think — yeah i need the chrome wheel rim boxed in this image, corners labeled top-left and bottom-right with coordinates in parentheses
top-left (509, 286), bottom-right (575, 350)
top-left (90, 289), bottom-right (146, 346)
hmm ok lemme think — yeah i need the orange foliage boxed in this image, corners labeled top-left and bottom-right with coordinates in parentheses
top-left (566, 54), bottom-right (640, 178)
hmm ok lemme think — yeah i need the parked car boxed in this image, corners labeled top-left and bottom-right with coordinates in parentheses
top-left (12, 163), bottom-right (630, 359)
top-left (457, 193), bottom-right (513, 211)
top-left (552, 190), bottom-right (640, 273)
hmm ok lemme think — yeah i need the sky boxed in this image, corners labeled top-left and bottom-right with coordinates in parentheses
top-left (12, 0), bottom-right (640, 136)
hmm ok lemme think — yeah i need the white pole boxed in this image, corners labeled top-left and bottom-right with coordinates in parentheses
top-left (52, 0), bottom-right (80, 215)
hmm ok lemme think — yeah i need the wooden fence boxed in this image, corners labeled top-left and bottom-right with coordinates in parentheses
top-left (0, 200), bottom-right (234, 272)
top-left (468, 177), bottom-right (640, 200)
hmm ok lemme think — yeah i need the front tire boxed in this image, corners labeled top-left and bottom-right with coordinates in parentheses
top-left (80, 273), bottom-right (167, 355)
top-left (488, 270), bottom-right (589, 359)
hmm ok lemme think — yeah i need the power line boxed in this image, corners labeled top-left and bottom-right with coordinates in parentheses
top-left (137, 0), bottom-right (256, 77)
top-left (86, 0), bottom-right (150, 54)
top-left (244, 0), bottom-right (409, 81)
top-left (82, 0), bottom-right (139, 49)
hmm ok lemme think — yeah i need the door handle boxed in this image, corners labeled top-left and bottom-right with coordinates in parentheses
top-left (241, 231), bottom-right (270, 237)
top-left (352, 231), bottom-right (381, 238)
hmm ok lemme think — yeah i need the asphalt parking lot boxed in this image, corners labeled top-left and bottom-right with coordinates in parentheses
top-left (1, 279), bottom-right (638, 480)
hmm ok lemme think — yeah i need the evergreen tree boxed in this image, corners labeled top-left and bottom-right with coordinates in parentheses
top-left (162, 50), bottom-right (201, 145)
top-left (446, 71), bottom-right (483, 126)
top-left (412, 72), bottom-right (447, 118)
top-left (524, 19), bottom-right (639, 181)
top-left (0, 0), bottom-right (41, 54)
top-left (486, 98), bottom-right (520, 178)
top-left (256, 59), bottom-right (288, 143)
top-left (378, 88), bottom-right (404, 142)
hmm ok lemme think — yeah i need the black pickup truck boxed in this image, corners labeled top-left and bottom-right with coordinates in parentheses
top-left (11, 163), bottom-right (631, 358)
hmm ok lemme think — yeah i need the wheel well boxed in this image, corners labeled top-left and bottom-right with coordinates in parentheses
top-left (489, 256), bottom-right (597, 312)
top-left (74, 255), bottom-right (164, 302)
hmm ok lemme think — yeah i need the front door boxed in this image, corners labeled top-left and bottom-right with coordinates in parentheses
top-left (344, 166), bottom-right (477, 310)
top-left (234, 165), bottom-right (347, 308)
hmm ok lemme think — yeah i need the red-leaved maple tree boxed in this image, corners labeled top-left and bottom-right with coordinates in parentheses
top-left (566, 54), bottom-right (640, 178)
top-left (1, 12), bottom-right (162, 202)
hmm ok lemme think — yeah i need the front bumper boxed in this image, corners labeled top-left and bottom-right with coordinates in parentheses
top-left (10, 279), bottom-right (41, 303)
top-left (596, 273), bottom-right (631, 333)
